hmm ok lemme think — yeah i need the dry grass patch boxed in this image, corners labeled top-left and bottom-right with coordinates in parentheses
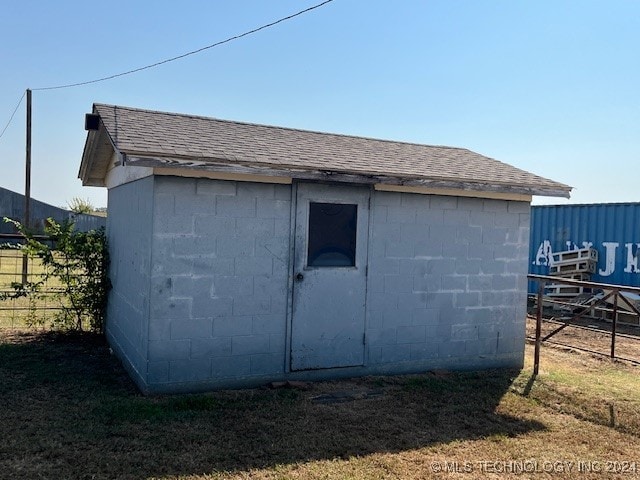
top-left (518, 341), bottom-right (640, 436)
top-left (1, 329), bottom-right (639, 479)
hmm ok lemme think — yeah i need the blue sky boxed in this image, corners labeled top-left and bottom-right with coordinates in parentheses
top-left (1, 0), bottom-right (638, 209)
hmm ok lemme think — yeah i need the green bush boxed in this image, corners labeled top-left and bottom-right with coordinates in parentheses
top-left (1, 217), bottom-right (111, 333)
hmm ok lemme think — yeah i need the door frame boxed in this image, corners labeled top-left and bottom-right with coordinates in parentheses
top-left (284, 181), bottom-right (373, 373)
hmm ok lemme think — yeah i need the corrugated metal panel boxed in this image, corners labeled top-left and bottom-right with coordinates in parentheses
top-left (0, 187), bottom-right (106, 234)
top-left (529, 203), bottom-right (640, 291)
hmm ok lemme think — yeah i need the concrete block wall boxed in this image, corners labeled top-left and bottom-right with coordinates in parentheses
top-left (105, 177), bottom-right (154, 388)
top-left (105, 176), bottom-right (531, 392)
top-left (366, 191), bottom-right (530, 370)
top-left (146, 176), bottom-right (292, 390)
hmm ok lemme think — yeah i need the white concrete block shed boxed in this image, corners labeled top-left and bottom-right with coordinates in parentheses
top-left (79, 104), bottom-right (571, 393)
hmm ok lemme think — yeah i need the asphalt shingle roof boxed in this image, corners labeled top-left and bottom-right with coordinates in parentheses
top-left (87, 104), bottom-right (571, 196)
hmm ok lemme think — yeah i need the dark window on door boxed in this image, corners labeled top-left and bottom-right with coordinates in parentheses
top-left (307, 202), bottom-right (357, 267)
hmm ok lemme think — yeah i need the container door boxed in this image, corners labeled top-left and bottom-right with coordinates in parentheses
top-left (290, 183), bottom-right (370, 371)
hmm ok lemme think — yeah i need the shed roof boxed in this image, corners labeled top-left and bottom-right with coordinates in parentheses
top-left (79, 104), bottom-right (571, 197)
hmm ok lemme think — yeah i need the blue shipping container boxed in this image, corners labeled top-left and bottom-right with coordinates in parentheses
top-left (529, 203), bottom-right (640, 292)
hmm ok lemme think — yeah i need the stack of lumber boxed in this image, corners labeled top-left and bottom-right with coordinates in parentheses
top-left (545, 247), bottom-right (598, 297)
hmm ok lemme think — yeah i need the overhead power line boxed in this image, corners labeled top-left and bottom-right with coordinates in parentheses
top-left (0, 0), bottom-right (334, 143)
top-left (0, 91), bottom-right (26, 141)
top-left (33, 0), bottom-right (335, 91)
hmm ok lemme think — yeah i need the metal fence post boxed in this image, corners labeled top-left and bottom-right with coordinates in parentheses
top-left (534, 282), bottom-right (544, 375)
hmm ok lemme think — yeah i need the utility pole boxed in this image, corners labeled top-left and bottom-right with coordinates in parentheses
top-left (21, 89), bottom-right (32, 284)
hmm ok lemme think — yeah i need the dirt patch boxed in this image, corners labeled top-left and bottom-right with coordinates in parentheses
top-left (311, 388), bottom-right (386, 404)
top-left (526, 314), bottom-right (640, 363)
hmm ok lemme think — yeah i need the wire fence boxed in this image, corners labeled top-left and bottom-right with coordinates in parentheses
top-left (0, 242), bottom-right (65, 329)
top-left (528, 274), bottom-right (640, 370)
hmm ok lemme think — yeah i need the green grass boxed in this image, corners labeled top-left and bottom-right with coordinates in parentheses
top-left (1, 329), bottom-right (640, 479)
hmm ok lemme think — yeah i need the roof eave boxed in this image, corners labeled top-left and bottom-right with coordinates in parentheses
top-left (79, 121), bottom-right (118, 187)
top-left (120, 152), bottom-right (571, 198)
top-left (530, 188), bottom-right (572, 199)
top-left (79, 129), bottom-right (98, 185)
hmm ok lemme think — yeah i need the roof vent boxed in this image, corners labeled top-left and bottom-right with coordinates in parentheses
top-left (85, 114), bottom-right (100, 131)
